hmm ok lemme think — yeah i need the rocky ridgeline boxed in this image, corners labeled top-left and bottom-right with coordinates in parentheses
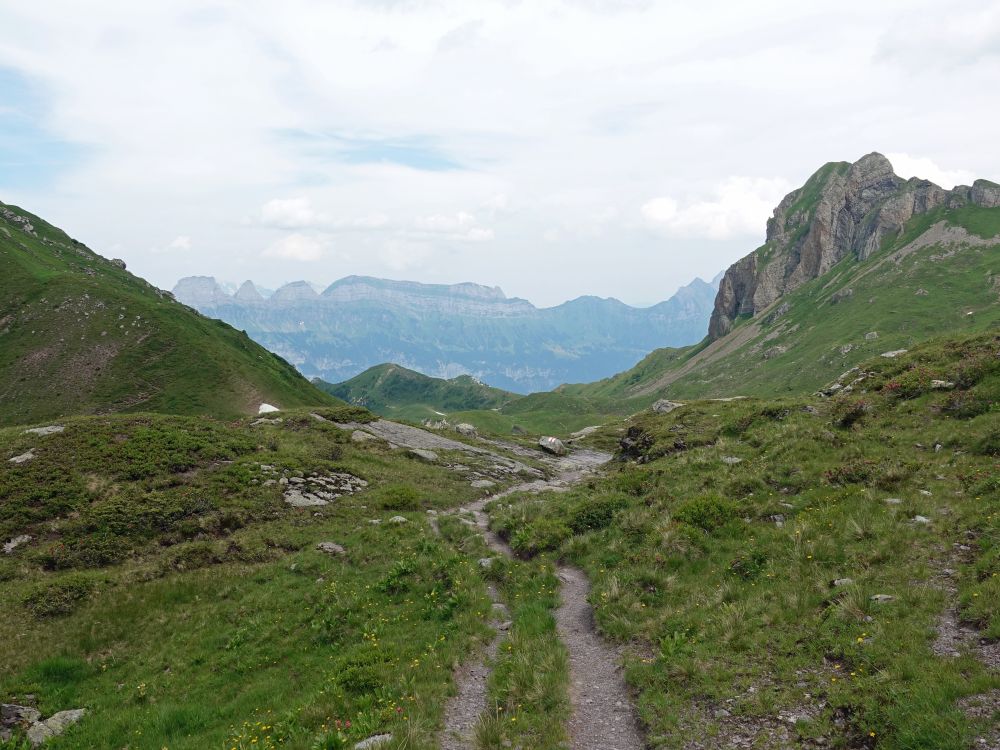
top-left (710, 152), bottom-right (1000, 338)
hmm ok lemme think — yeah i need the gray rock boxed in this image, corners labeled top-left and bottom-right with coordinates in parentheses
top-left (930, 380), bottom-right (955, 389)
top-left (721, 456), bottom-right (743, 465)
top-left (912, 515), bottom-right (931, 524)
top-left (8, 450), bottom-right (35, 465)
top-left (454, 423), bottom-right (478, 437)
top-left (864, 331), bottom-right (879, 340)
top-left (409, 448), bottom-right (439, 462)
top-left (470, 479), bottom-right (496, 489)
top-left (870, 594), bottom-right (895, 603)
top-left (250, 417), bottom-right (282, 426)
top-left (832, 578), bottom-right (854, 587)
top-left (388, 516), bottom-right (407, 524)
top-left (884, 497), bottom-right (903, 505)
top-left (23, 425), bottom-right (64, 436)
top-left (284, 490), bottom-right (326, 507)
top-left (2, 703), bottom-right (41, 728)
top-left (316, 542), bottom-right (346, 555)
top-left (478, 557), bottom-right (495, 569)
top-left (351, 430), bottom-right (377, 443)
top-left (354, 735), bottom-right (393, 750)
top-left (651, 399), bottom-right (683, 414)
top-left (880, 349), bottom-right (908, 359)
top-left (538, 436), bottom-right (567, 455)
top-left (26, 708), bottom-right (86, 745)
top-left (569, 425), bottom-right (601, 439)
top-left (3, 535), bottom-right (31, 554)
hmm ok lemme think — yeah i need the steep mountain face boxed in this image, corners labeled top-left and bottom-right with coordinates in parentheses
top-left (560, 153), bottom-right (1000, 403)
top-left (710, 152), bottom-right (1000, 337)
top-left (174, 274), bottom-right (717, 392)
top-left (0, 201), bottom-right (336, 424)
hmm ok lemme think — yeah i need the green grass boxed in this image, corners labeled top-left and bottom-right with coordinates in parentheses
top-left (0, 201), bottom-right (336, 424)
top-left (0, 408), bottom-right (539, 749)
top-left (490, 333), bottom-right (1000, 748)
top-left (559, 203), bottom-right (1000, 405)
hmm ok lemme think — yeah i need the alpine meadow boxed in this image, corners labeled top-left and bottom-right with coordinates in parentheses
top-left (1, 4), bottom-right (998, 750)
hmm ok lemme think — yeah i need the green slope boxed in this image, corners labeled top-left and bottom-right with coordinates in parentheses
top-left (563, 203), bottom-right (1000, 404)
top-left (317, 363), bottom-right (520, 422)
top-left (0, 201), bottom-right (337, 424)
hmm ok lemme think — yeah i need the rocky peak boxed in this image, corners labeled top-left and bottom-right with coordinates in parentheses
top-left (270, 281), bottom-right (319, 304)
top-left (172, 276), bottom-right (231, 308)
top-left (708, 152), bottom-right (994, 339)
top-left (234, 280), bottom-right (264, 304)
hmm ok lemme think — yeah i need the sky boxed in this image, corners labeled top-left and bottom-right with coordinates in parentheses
top-left (0, 1), bottom-right (998, 307)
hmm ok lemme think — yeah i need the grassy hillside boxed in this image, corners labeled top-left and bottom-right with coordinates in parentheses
top-left (0, 201), bottom-right (337, 424)
top-left (317, 364), bottom-right (519, 423)
top-left (0, 405), bottom-right (528, 749)
top-left (492, 332), bottom-right (1000, 748)
top-left (562, 203), bottom-right (1000, 404)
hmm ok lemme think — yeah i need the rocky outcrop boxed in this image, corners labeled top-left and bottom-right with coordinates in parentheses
top-left (709, 153), bottom-right (999, 338)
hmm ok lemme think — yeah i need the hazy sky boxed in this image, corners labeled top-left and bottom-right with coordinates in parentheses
top-left (1, 1), bottom-right (997, 306)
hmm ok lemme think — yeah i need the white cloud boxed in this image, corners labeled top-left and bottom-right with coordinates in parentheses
top-left (260, 198), bottom-right (322, 229)
top-left (149, 234), bottom-right (193, 254)
top-left (413, 211), bottom-right (493, 241)
top-left (642, 177), bottom-right (792, 239)
top-left (262, 234), bottom-right (325, 262)
top-left (886, 153), bottom-right (976, 190)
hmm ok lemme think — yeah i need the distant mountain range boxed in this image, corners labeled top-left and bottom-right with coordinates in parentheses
top-left (172, 274), bottom-right (719, 392)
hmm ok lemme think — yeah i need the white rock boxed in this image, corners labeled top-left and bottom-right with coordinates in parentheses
top-left (3, 535), bottom-right (31, 554)
top-left (651, 399), bottom-right (683, 414)
top-left (316, 542), bottom-right (346, 555)
top-left (8, 450), bottom-right (35, 465)
top-left (26, 708), bottom-right (86, 744)
top-left (454, 423), bottom-right (478, 437)
top-left (355, 735), bottom-right (393, 750)
top-left (538, 436), bottom-right (567, 455)
top-left (470, 479), bottom-right (496, 489)
top-left (409, 448), bottom-right (438, 462)
top-left (880, 350), bottom-right (908, 358)
top-left (832, 578), bottom-right (854, 587)
top-left (721, 456), bottom-right (743, 465)
top-left (870, 594), bottom-right (894, 603)
top-left (388, 516), bottom-right (408, 524)
top-left (258, 403), bottom-right (280, 414)
top-left (884, 498), bottom-right (903, 505)
top-left (912, 515), bottom-right (931, 524)
top-left (23, 425), bottom-right (64, 436)
top-left (930, 380), bottom-right (955, 389)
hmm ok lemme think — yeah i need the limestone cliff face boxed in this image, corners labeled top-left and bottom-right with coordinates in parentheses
top-left (708, 152), bottom-right (999, 338)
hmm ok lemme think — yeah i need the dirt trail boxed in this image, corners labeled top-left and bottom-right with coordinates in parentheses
top-left (440, 447), bottom-right (644, 749)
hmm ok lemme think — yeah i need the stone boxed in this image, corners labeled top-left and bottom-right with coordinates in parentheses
top-left (930, 380), bottom-right (955, 389)
top-left (864, 331), bottom-right (879, 340)
top-left (538, 436), bottom-right (567, 455)
top-left (354, 735), bottom-right (393, 750)
top-left (3, 535), bottom-right (31, 554)
top-left (880, 349), bottom-right (908, 358)
top-left (409, 448), bottom-right (438, 462)
top-left (569, 425), bottom-right (601, 439)
top-left (470, 479), bottom-right (496, 489)
top-left (721, 456), bottom-right (743, 465)
top-left (839, 344), bottom-right (853, 355)
top-left (651, 399), bottom-right (683, 414)
top-left (454, 423), bottom-right (478, 437)
top-left (870, 594), bottom-right (894, 603)
top-left (351, 430), bottom-right (376, 443)
top-left (884, 498), bottom-right (903, 505)
top-left (23, 425), bottom-right (64, 436)
top-left (258, 403), bottom-right (280, 414)
top-left (2, 703), bottom-right (41, 729)
top-left (316, 542), bottom-right (346, 556)
top-left (919, 489), bottom-right (932, 496)
top-left (914, 288), bottom-right (929, 296)
top-left (8, 450), bottom-right (35, 464)
top-left (250, 417), bottom-right (282, 426)
top-left (478, 557), bottom-right (495, 569)
top-left (832, 578), bottom-right (854, 587)
top-left (26, 708), bottom-right (86, 744)
top-left (388, 516), bottom-right (407, 524)
top-left (912, 515), bottom-right (931, 524)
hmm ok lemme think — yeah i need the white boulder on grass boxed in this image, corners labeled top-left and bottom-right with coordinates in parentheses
top-left (258, 403), bottom-right (280, 414)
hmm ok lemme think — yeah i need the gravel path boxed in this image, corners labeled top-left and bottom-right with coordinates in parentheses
top-left (439, 446), bottom-right (644, 749)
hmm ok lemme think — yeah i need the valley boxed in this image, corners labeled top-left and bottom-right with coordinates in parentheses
top-left (1, 152), bottom-right (998, 750)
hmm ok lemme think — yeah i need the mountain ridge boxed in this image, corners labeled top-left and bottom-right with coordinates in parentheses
top-left (173, 273), bottom-right (719, 392)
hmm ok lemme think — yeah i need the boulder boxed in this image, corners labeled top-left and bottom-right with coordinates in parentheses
top-left (409, 448), bottom-right (438, 462)
top-left (870, 594), bottom-right (894, 603)
top-left (388, 516), bottom-right (408, 524)
top-left (351, 430), bottom-right (376, 443)
top-left (864, 331), bottom-right (879, 340)
top-left (880, 349), bottom-right (908, 358)
top-left (258, 403), bottom-right (280, 414)
top-left (721, 456), bottom-right (743, 465)
top-left (8, 450), bottom-right (35, 465)
top-left (355, 735), bottom-right (393, 750)
top-left (470, 479), bottom-right (496, 489)
top-left (832, 578), bottom-right (854, 587)
top-left (316, 542), bottom-right (346, 556)
top-left (930, 380), bottom-right (955, 390)
top-left (3, 535), bottom-right (31, 555)
top-left (25, 708), bottom-right (86, 745)
top-left (538, 436), bottom-right (567, 456)
top-left (454, 423), bottom-right (478, 437)
top-left (651, 399), bottom-right (683, 414)
top-left (23, 425), bottom-right (64, 436)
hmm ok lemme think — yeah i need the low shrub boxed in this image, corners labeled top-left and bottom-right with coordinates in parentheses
top-left (673, 495), bottom-right (737, 532)
top-left (23, 574), bottom-right (95, 618)
top-left (511, 518), bottom-right (572, 556)
top-left (569, 494), bottom-right (628, 533)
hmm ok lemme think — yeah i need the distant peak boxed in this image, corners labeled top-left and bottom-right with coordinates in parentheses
top-left (234, 280), bottom-right (264, 302)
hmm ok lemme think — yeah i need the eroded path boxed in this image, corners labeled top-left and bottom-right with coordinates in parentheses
top-left (440, 446), bottom-right (644, 749)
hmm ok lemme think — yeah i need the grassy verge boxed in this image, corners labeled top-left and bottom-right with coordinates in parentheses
top-left (0, 409), bottom-right (507, 749)
top-left (490, 333), bottom-right (1000, 749)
